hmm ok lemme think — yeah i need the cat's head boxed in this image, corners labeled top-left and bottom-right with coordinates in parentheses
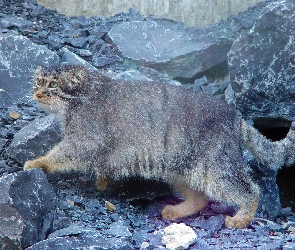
top-left (33, 64), bottom-right (89, 114)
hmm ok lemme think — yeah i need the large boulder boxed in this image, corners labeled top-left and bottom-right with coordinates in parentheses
top-left (5, 115), bottom-right (62, 165)
top-left (0, 169), bottom-right (57, 249)
top-left (0, 31), bottom-right (61, 109)
top-left (108, 20), bottom-right (233, 80)
top-left (227, 0), bottom-right (295, 127)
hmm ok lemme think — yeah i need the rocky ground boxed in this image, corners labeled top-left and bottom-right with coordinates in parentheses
top-left (1, 0), bottom-right (295, 249)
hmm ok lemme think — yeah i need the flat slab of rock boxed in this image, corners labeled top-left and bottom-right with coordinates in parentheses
top-left (0, 169), bottom-right (57, 249)
top-left (0, 31), bottom-right (60, 109)
top-left (227, 0), bottom-right (295, 126)
top-left (108, 20), bottom-right (233, 79)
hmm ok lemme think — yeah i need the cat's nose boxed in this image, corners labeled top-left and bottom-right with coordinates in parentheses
top-left (35, 93), bottom-right (43, 99)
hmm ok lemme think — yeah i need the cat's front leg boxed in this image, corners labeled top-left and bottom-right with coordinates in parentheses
top-left (24, 140), bottom-right (80, 173)
top-left (24, 156), bottom-right (52, 172)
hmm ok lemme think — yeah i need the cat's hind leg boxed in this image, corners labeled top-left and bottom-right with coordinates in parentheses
top-left (207, 166), bottom-right (259, 229)
top-left (161, 185), bottom-right (208, 220)
top-left (222, 177), bottom-right (259, 228)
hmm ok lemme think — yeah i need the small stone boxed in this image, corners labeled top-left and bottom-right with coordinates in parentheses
top-left (282, 221), bottom-right (295, 230)
top-left (287, 226), bottom-right (295, 233)
top-left (107, 220), bottom-right (132, 237)
top-left (92, 54), bottom-right (121, 68)
top-left (9, 111), bottom-right (21, 120)
top-left (61, 47), bottom-right (97, 71)
top-left (162, 223), bottom-right (196, 250)
top-left (0, 138), bottom-right (7, 149)
top-left (76, 49), bottom-right (92, 57)
top-left (201, 83), bottom-right (222, 96)
top-left (255, 218), bottom-right (282, 231)
top-left (64, 37), bottom-right (88, 48)
top-left (284, 242), bottom-right (295, 249)
top-left (67, 200), bottom-right (75, 207)
top-left (105, 201), bottom-right (116, 212)
top-left (140, 242), bottom-right (150, 249)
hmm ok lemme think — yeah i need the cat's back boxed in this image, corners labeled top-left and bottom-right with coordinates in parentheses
top-left (66, 72), bottom-right (241, 144)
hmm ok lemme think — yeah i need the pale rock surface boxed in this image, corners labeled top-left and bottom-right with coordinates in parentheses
top-left (162, 223), bottom-right (197, 250)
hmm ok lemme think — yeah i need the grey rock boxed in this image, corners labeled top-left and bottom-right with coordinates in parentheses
top-left (75, 49), bottom-right (92, 57)
top-left (47, 35), bottom-right (64, 50)
top-left (106, 220), bottom-right (132, 237)
top-left (27, 233), bottom-right (133, 250)
top-left (190, 215), bottom-right (224, 234)
top-left (227, 0), bottom-right (295, 125)
top-left (193, 76), bottom-right (208, 87)
top-left (0, 204), bottom-right (24, 250)
top-left (106, 69), bottom-right (152, 82)
top-left (283, 242), bottom-right (295, 249)
top-left (201, 83), bottom-right (222, 96)
top-left (0, 138), bottom-right (7, 149)
top-left (0, 169), bottom-right (57, 249)
top-left (108, 20), bottom-right (233, 79)
top-left (48, 224), bottom-right (96, 239)
top-left (92, 54), bottom-right (122, 68)
top-left (64, 37), bottom-right (88, 48)
top-left (0, 16), bottom-right (32, 29)
top-left (61, 47), bottom-right (97, 71)
top-left (255, 218), bottom-right (282, 231)
top-left (30, 5), bottom-right (46, 17)
top-left (6, 115), bottom-right (62, 164)
top-left (201, 215), bottom-right (224, 233)
top-left (70, 16), bottom-right (89, 29)
top-left (0, 31), bottom-right (61, 109)
top-left (162, 223), bottom-right (197, 250)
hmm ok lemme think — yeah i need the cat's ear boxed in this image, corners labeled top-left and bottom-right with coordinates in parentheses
top-left (34, 66), bottom-right (43, 85)
top-left (35, 66), bottom-right (43, 77)
top-left (66, 66), bottom-right (89, 87)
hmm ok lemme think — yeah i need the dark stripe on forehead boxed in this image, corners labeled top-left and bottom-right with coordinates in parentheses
top-left (39, 64), bottom-right (82, 74)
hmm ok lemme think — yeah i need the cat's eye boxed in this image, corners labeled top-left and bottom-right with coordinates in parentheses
top-left (36, 80), bottom-right (42, 86)
top-left (49, 81), bottom-right (58, 88)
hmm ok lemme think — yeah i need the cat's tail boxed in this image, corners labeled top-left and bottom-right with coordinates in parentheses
top-left (241, 120), bottom-right (295, 170)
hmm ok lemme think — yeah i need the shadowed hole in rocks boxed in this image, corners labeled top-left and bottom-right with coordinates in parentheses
top-left (174, 61), bottom-right (229, 84)
top-left (253, 118), bottom-right (295, 212)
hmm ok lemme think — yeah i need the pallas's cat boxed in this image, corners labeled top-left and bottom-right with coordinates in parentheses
top-left (24, 64), bottom-right (295, 228)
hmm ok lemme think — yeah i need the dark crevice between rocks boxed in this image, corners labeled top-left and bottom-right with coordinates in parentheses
top-left (174, 61), bottom-right (229, 84)
top-left (253, 118), bottom-right (295, 212)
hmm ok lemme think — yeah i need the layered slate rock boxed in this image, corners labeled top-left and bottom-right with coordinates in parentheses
top-left (0, 169), bottom-right (57, 249)
top-left (0, 31), bottom-right (60, 109)
top-left (27, 233), bottom-right (133, 250)
top-left (227, 0), bottom-right (295, 126)
top-left (5, 115), bottom-right (62, 165)
top-left (108, 20), bottom-right (233, 79)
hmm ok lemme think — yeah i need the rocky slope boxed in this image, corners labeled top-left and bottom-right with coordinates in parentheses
top-left (1, 0), bottom-right (295, 249)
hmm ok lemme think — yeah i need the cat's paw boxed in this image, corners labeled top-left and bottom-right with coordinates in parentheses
top-left (95, 178), bottom-right (108, 190)
top-left (161, 205), bottom-right (180, 221)
top-left (24, 159), bottom-right (46, 171)
top-left (225, 215), bottom-right (250, 229)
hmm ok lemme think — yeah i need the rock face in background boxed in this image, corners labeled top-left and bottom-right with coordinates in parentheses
top-left (37, 0), bottom-right (264, 27)
top-left (0, 31), bottom-right (61, 109)
top-left (1, 0), bottom-right (295, 249)
top-left (227, 0), bottom-right (295, 127)
top-left (0, 169), bottom-right (56, 249)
